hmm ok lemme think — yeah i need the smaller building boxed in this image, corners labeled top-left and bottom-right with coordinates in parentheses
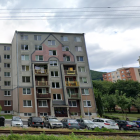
top-left (103, 67), bottom-right (140, 82)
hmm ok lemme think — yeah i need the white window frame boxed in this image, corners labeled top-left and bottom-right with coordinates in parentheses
top-left (4, 91), bottom-right (11, 96)
top-left (63, 56), bottom-right (70, 61)
top-left (80, 77), bottom-right (87, 83)
top-left (70, 112), bottom-right (78, 116)
top-left (4, 100), bottom-right (11, 106)
top-left (69, 100), bottom-right (77, 107)
top-left (22, 65), bottom-right (29, 71)
top-left (48, 40), bottom-right (55, 45)
top-left (51, 71), bottom-right (58, 77)
top-left (75, 46), bottom-right (82, 52)
top-left (4, 55), bottom-right (10, 59)
top-left (21, 55), bottom-right (29, 60)
top-left (83, 100), bottom-right (92, 107)
top-left (34, 35), bottom-right (41, 40)
top-left (21, 35), bottom-right (28, 40)
top-left (35, 45), bottom-right (42, 50)
top-left (53, 94), bottom-right (62, 100)
top-left (50, 60), bottom-right (57, 66)
top-left (121, 71), bottom-right (124, 73)
top-left (22, 76), bottom-right (30, 83)
top-left (23, 100), bottom-right (32, 107)
top-left (77, 56), bottom-right (84, 62)
top-left (38, 100), bottom-right (48, 107)
top-left (78, 67), bottom-right (86, 72)
top-left (61, 36), bottom-right (68, 41)
top-left (35, 55), bottom-right (43, 61)
top-left (4, 81), bottom-right (10, 86)
top-left (122, 75), bottom-right (125, 77)
top-left (74, 37), bottom-right (81, 42)
top-left (40, 112), bottom-right (48, 116)
top-left (62, 46), bottom-right (69, 51)
top-left (52, 82), bottom-right (60, 88)
top-left (49, 50), bottom-right (57, 56)
top-left (4, 63), bottom-right (10, 68)
top-left (4, 111), bottom-right (10, 114)
top-left (117, 76), bottom-right (120, 78)
top-left (23, 88), bottom-right (31, 95)
top-left (85, 112), bottom-right (92, 116)
top-left (37, 88), bottom-right (46, 94)
top-left (82, 89), bottom-right (89, 95)
top-left (24, 113), bottom-right (32, 116)
top-left (21, 45), bottom-right (29, 50)
top-left (4, 46), bottom-right (10, 51)
top-left (4, 72), bottom-right (11, 77)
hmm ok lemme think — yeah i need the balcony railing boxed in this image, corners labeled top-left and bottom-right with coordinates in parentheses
top-left (37, 93), bottom-right (51, 98)
top-left (35, 69), bottom-right (48, 74)
top-left (64, 70), bottom-right (76, 75)
top-left (67, 93), bottom-right (81, 99)
top-left (36, 81), bottom-right (49, 86)
top-left (65, 81), bottom-right (79, 87)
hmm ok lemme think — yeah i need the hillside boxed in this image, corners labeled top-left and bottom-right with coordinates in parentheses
top-left (90, 70), bottom-right (106, 81)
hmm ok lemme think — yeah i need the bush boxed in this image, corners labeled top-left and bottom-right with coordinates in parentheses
top-left (103, 115), bottom-right (119, 120)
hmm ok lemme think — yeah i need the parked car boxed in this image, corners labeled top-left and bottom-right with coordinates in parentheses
top-left (116, 120), bottom-right (139, 130)
top-left (44, 116), bottom-right (63, 129)
top-left (92, 118), bottom-right (119, 130)
top-left (11, 116), bottom-right (23, 127)
top-left (76, 119), bottom-right (101, 130)
top-left (28, 117), bottom-right (44, 128)
top-left (61, 118), bottom-right (80, 129)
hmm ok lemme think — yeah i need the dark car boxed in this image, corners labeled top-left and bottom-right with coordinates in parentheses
top-left (28, 117), bottom-right (44, 128)
top-left (61, 118), bottom-right (80, 129)
top-left (116, 120), bottom-right (139, 130)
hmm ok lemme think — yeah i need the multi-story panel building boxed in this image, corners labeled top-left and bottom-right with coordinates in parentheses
top-left (103, 67), bottom-right (140, 82)
top-left (0, 31), bottom-right (97, 118)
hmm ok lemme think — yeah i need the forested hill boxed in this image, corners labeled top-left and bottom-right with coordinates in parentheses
top-left (90, 70), bottom-right (106, 81)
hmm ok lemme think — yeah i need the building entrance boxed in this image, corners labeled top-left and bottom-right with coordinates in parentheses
top-left (54, 107), bottom-right (68, 117)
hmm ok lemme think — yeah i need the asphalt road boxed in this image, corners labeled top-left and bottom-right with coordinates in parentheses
top-left (5, 120), bottom-right (28, 126)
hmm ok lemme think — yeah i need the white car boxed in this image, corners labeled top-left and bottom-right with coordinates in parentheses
top-left (92, 118), bottom-right (119, 129)
top-left (11, 116), bottom-right (23, 127)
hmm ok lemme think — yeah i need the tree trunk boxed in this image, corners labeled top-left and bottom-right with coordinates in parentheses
top-left (107, 108), bottom-right (109, 112)
top-left (128, 107), bottom-right (131, 113)
top-left (113, 106), bottom-right (116, 112)
top-left (137, 109), bottom-right (140, 113)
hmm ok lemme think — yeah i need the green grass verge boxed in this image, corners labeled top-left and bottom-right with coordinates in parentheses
top-left (0, 133), bottom-right (136, 140)
top-left (0, 115), bottom-right (13, 119)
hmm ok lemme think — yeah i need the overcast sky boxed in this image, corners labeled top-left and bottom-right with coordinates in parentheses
top-left (0, 0), bottom-right (140, 72)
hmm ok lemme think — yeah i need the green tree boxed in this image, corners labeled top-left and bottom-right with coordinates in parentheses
top-left (0, 105), bottom-right (2, 113)
top-left (134, 94), bottom-right (140, 113)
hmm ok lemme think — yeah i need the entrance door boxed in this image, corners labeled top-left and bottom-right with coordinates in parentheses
top-left (54, 107), bottom-right (68, 117)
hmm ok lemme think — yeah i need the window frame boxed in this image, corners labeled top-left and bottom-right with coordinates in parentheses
top-left (4, 100), bottom-right (11, 106)
top-left (23, 100), bottom-right (32, 107)
top-left (4, 111), bottom-right (10, 114)
top-left (52, 82), bottom-right (60, 88)
top-left (74, 37), bottom-right (81, 42)
top-left (69, 100), bottom-right (77, 107)
top-left (22, 65), bottom-right (29, 71)
top-left (80, 77), bottom-right (88, 83)
top-left (50, 60), bottom-right (57, 66)
top-left (21, 35), bottom-right (28, 40)
top-left (49, 50), bottom-right (57, 56)
top-left (37, 88), bottom-right (47, 94)
top-left (63, 56), bottom-right (70, 61)
top-left (23, 88), bottom-right (31, 95)
top-left (82, 89), bottom-right (89, 95)
top-left (35, 55), bottom-right (43, 61)
top-left (34, 35), bottom-right (41, 41)
top-left (77, 56), bottom-right (84, 62)
top-left (4, 72), bottom-right (11, 77)
top-left (78, 66), bottom-right (86, 72)
top-left (83, 100), bottom-right (92, 107)
top-left (4, 91), bottom-right (11, 96)
top-left (51, 71), bottom-right (59, 77)
top-left (48, 40), bottom-right (55, 45)
top-left (4, 55), bottom-right (10, 59)
top-left (53, 94), bottom-right (62, 100)
top-left (22, 76), bottom-right (30, 83)
top-left (4, 63), bottom-right (10, 68)
top-left (85, 112), bottom-right (92, 116)
top-left (21, 45), bottom-right (29, 50)
top-left (62, 46), bottom-right (69, 51)
top-left (4, 81), bottom-right (10, 86)
top-left (38, 100), bottom-right (48, 107)
top-left (61, 36), bottom-right (68, 41)
top-left (21, 55), bottom-right (29, 60)
top-left (4, 46), bottom-right (10, 51)
top-left (40, 112), bottom-right (48, 116)
top-left (35, 45), bottom-right (42, 50)
top-left (24, 113), bottom-right (32, 116)
top-left (75, 46), bottom-right (82, 52)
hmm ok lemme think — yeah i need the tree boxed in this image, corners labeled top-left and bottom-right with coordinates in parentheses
top-left (0, 105), bottom-right (2, 113)
top-left (134, 94), bottom-right (140, 113)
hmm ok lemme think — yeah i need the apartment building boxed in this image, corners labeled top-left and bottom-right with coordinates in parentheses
top-left (103, 67), bottom-right (140, 82)
top-left (0, 31), bottom-right (96, 118)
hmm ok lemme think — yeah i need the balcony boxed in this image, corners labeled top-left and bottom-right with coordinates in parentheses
top-left (64, 70), bottom-right (76, 75)
top-left (36, 81), bottom-right (49, 86)
top-left (35, 69), bottom-right (48, 75)
top-left (65, 81), bottom-right (79, 87)
top-left (67, 93), bottom-right (81, 99)
top-left (37, 93), bottom-right (51, 98)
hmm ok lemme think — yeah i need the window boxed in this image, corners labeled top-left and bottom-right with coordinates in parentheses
top-left (122, 75), bottom-right (125, 77)
top-left (112, 73), bottom-right (114, 75)
top-left (40, 113), bottom-right (47, 116)
top-left (4, 46), bottom-right (10, 51)
top-left (35, 55), bottom-right (43, 61)
top-left (21, 55), bottom-right (29, 60)
top-left (22, 76), bottom-right (30, 82)
top-left (21, 45), bottom-right (28, 50)
top-left (4, 55), bottom-right (10, 59)
top-left (63, 56), bottom-right (70, 61)
top-left (51, 71), bottom-right (58, 77)
top-left (62, 46), bottom-right (69, 51)
top-left (74, 37), bottom-right (81, 42)
top-left (22, 65), bottom-right (29, 71)
top-left (109, 78), bottom-right (111, 79)
top-left (85, 112), bottom-right (92, 116)
top-left (4, 63), bottom-right (10, 68)
top-left (126, 70), bottom-right (130, 72)
top-left (23, 88), bottom-right (31, 95)
top-left (116, 72), bottom-right (119, 74)
top-left (67, 89), bottom-right (76, 94)
top-left (34, 35), bottom-right (41, 40)
top-left (77, 56), bottom-right (83, 61)
top-left (4, 111), bottom-right (10, 114)
top-left (121, 71), bottom-right (124, 73)
top-left (23, 100), bottom-right (32, 107)
top-left (75, 46), bottom-right (82, 51)
top-left (4, 100), bottom-right (11, 106)
top-left (52, 82), bottom-right (60, 88)
top-left (70, 112), bottom-right (78, 116)
top-left (61, 36), bottom-right (68, 41)
top-left (49, 50), bottom-right (56, 55)
top-left (123, 79), bottom-right (126, 80)
top-left (21, 35), bottom-right (28, 40)
top-left (83, 101), bottom-right (91, 107)
top-left (48, 40), bottom-right (55, 45)
top-left (82, 89), bottom-right (89, 95)
top-left (78, 67), bottom-right (86, 72)
top-left (38, 88), bottom-right (46, 94)
top-left (69, 100), bottom-right (77, 107)
top-left (108, 74), bottom-right (110, 76)
top-left (50, 60), bottom-right (57, 66)
top-left (4, 72), bottom-right (11, 77)
top-left (112, 76), bottom-right (115, 78)
top-left (4, 91), bottom-right (11, 96)
top-left (4, 81), bottom-right (10, 86)
top-left (24, 113), bottom-right (32, 116)
top-left (38, 100), bottom-right (48, 107)
top-left (117, 76), bottom-right (120, 78)
top-left (80, 77), bottom-right (87, 83)
top-left (53, 94), bottom-right (61, 100)
top-left (35, 45), bottom-right (42, 50)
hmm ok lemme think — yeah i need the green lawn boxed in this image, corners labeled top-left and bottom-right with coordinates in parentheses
top-left (0, 115), bottom-right (13, 119)
top-left (105, 113), bottom-right (140, 121)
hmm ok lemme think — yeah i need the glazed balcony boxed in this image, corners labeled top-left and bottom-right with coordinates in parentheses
top-left (36, 81), bottom-right (49, 86)
top-left (35, 69), bottom-right (48, 75)
top-left (67, 93), bottom-right (81, 99)
top-left (36, 93), bottom-right (51, 98)
top-left (65, 81), bottom-right (79, 87)
top-left (64, 70), bottom-right (77, 75)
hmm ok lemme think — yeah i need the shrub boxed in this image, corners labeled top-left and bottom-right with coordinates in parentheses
top-left (103, 115), bottom-right (119, 120)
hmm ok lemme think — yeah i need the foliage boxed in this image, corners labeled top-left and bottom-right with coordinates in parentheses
top-left (134, 94), bottom-right (140, 109)
top-left (0, 115), bottom-right (13, 119)
top-left (0, 106), bottom-right (2, 113)
top-left (90, 70), bottom-right (106, 81)
top-left (102, 115), bottom-right (119, 120)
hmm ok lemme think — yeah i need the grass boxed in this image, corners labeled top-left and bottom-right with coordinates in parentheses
top-left (105, 113), bottom-right (140, 121)
top-left (0, 115), bottom-right (13, 119)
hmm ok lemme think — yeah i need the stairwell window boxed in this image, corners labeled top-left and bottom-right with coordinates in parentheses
top-left (80, 77), bottom-right (87, 83)
top-left (23, 100), bottom-right (32, 107)
top-left (4, 46), bottom-right (10, 51)
top-left (21, 35), bottom-right (28, 40)
top-left (35, 55), bottom-right (43, 61)
top-left (4, 81), bottom-right (10, 86)
top-left (34, 35), bottom-right (41, 40)
top-left (62, 46), bottom-right (69, 51)
top-left (21, 45), bottom-right (28, 50)
top-left (48, 40), bottom-right (55, 45)
top-left (74, 37), bottom-right (81, 42)
top-left (35, 45), bottom-right (42, 50)
top-left (4, 91), bottom-right (11, 96)
top-left (22, 65), bottom-right (29, 71)
top-left (63, 55), bottom-right (70, 61)
top-left (69, 100), bottom-right (77, 107)
top-left (38, 100), bottom-right (48, 107)
top-left (82, 89), bottom-right (89, 95)
top-left (53, 94), bottom-right (61, 100)
top-left (23, 88), bottom-right (31, 95)
top-left (4, 72), bottom-right (11, 77)
top-left (52, 82), bottom-right (60, 88)
top-left (4, 55), bottom-right (10, 59)
top-left (22, 76), bottom-right (30, 83)
top-left (77, 56), bottom-right (83, 61)
top-left (4, 63), bottom-right (10, 68)
top-left (4, 100), bottom-right (11, 106)
top-left (78, 67), bottom-right (86, 72)
top-left (49, 50), bottom-right (56, 55)
top-left (21, 55), bottom-right (29, 60)
top-left (51, 71), bottom-right (58, 77)
top-left (50, 60), bottom-right (57, 66)
top-left (75, 46), bottom-right (82, 51)
top-left (61, 36), bottom-right (68, 41)
top-left (83, 101), bottom-right (91, 107)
